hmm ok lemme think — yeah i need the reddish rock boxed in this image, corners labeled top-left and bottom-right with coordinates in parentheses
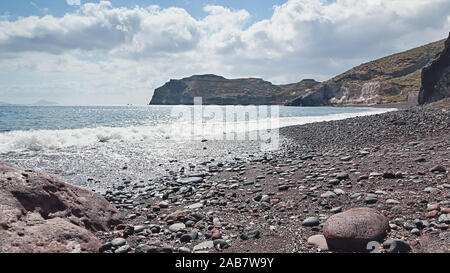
top-left (165, 210), bottom-right (192, 222)
top-left (357, 174), bottom-right (369, 181)
top-left (442, 207), bottom-right (450, 214)
top-left (150, 226), bottom-right (161, 234)
top-left (225, 192), bottom-right (236, 199)
top-left (425, 210), bottom-right (440, 218)
top-left (270, 199), bottom-right (280, 206)
top-left (211, 229), bottom-right (222, 240)
top-left (115, 223), bottom-right (127, 230)
top-left (427, 204), bottom-right (440, 211)
top-left (1, 213), bottom-right (101, 253)
top-left (146, 212), bottom-right (157, 220)
top-left (430, 165), bottom-right (446, 173)
top-left (157, 201), bottom-right (169, 209)
top-left (323, 207), bottom-right (390, 252)
top-left (307, 235), bottom-right (329, 251)
top-left (286, 203), bottom-right (296, 210)
top-left (0, 161), bottom-right (122, 253)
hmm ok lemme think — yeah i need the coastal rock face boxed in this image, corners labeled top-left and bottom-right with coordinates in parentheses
top-left (323, 207), bottom-right (390, 252)
top-left (419, 33), bottom-right (450, 104)
top-left (149, 74), bottom-right (319, 105)
top-left (288, 39), bottom-right (446, 106)
top-left (150, 38), bottom-right (447, 107)
top-left (0, 161), bottom-right (122, 253)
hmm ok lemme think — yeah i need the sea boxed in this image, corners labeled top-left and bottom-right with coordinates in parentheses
top-left (0, 105), bottom-right (395, 191)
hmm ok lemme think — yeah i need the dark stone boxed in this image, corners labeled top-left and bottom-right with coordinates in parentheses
top-left (213, 239), bottom-right (229, 249)
top-left (365, 194), bottom-right (378, 204)
top-left (114, 245), bottom-right (130, 254)
top-left (99, 242), bottom-right (112, 253)
top-left (336, 172), bottom-right (350, 181)
top-left (382, 239), bottom-right (411, 253)
top-left (382, 172), bottom-right (396, 179)
top-left (419, 32), bottom-right (450, 104)
top-left (135, 244), bottom-right (151, 254)
top-left (247, 229), bottom-right (261, 239)
top-left (302, 217), bottom-right (320, 227)
top-left (328, 179), bottom-right (341, 185)
top-left (254, 194), bottom-right (263, 202)
top-left (180, 234), bottom-right (192, 243)
top-left (123, 225), bottom-right (134, 237)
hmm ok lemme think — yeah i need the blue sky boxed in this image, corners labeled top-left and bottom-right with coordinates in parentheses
top-left (0, 0), bottom-right (449, 105)
top-left (1, 0), bottom-right (287, 22)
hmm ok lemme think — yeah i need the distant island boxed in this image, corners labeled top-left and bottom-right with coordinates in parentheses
top-left (150, 37), bottom-right (448, 106)
top-left (0, 100), bottom-right (59, 106)
top-left (31, 100), bottom-right (59, 106)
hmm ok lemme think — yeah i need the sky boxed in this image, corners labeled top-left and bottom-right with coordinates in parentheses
top-left (0, 0), bottom-right (449, 105)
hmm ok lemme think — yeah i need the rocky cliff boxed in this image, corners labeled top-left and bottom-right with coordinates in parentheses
top-left (419, 33), bottom-right (450, 104)
top-left (149, 74), bottom-right (319, 105)
top-left (288, 39), bottom-right (446, 106)
top-left (149, 38), bottom-right (446, 107)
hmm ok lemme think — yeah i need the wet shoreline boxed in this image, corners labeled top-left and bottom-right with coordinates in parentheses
top-left (95, 103), bottom-right (450, 253)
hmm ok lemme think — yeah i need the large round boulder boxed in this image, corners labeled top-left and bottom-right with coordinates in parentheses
top-left (323, 207), bottom-right (390, 252)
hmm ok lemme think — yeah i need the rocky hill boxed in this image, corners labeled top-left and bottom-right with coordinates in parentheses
top-left (419, 33), bottom-right (450, 104)
top-left (276, 79), bottom-right (321, 103)
top-left (288, 39), bottom-right (446, 106)
top-left (149, 74), bottom-right (319, 105)
top-left (149, 38), bottom-right (447, 107)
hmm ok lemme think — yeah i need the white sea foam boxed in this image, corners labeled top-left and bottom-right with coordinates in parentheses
top-left (0, 107), bottom-right (395, 154)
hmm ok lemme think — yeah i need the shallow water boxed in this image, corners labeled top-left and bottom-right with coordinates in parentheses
top-left (0, 105), bottom-right (395, 190)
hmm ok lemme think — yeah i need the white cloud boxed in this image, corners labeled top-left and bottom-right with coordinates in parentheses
top-left (66, 0), bottom-right (81, 6)
top-left (0, 0), bottom-right (449, 105)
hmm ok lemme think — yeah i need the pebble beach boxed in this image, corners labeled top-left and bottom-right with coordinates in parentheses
top-left (96, 103), bottom-right (450, 253)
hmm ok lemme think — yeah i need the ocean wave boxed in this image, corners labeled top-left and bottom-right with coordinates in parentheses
top-left (0, 108), bottom-right (395, 154)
